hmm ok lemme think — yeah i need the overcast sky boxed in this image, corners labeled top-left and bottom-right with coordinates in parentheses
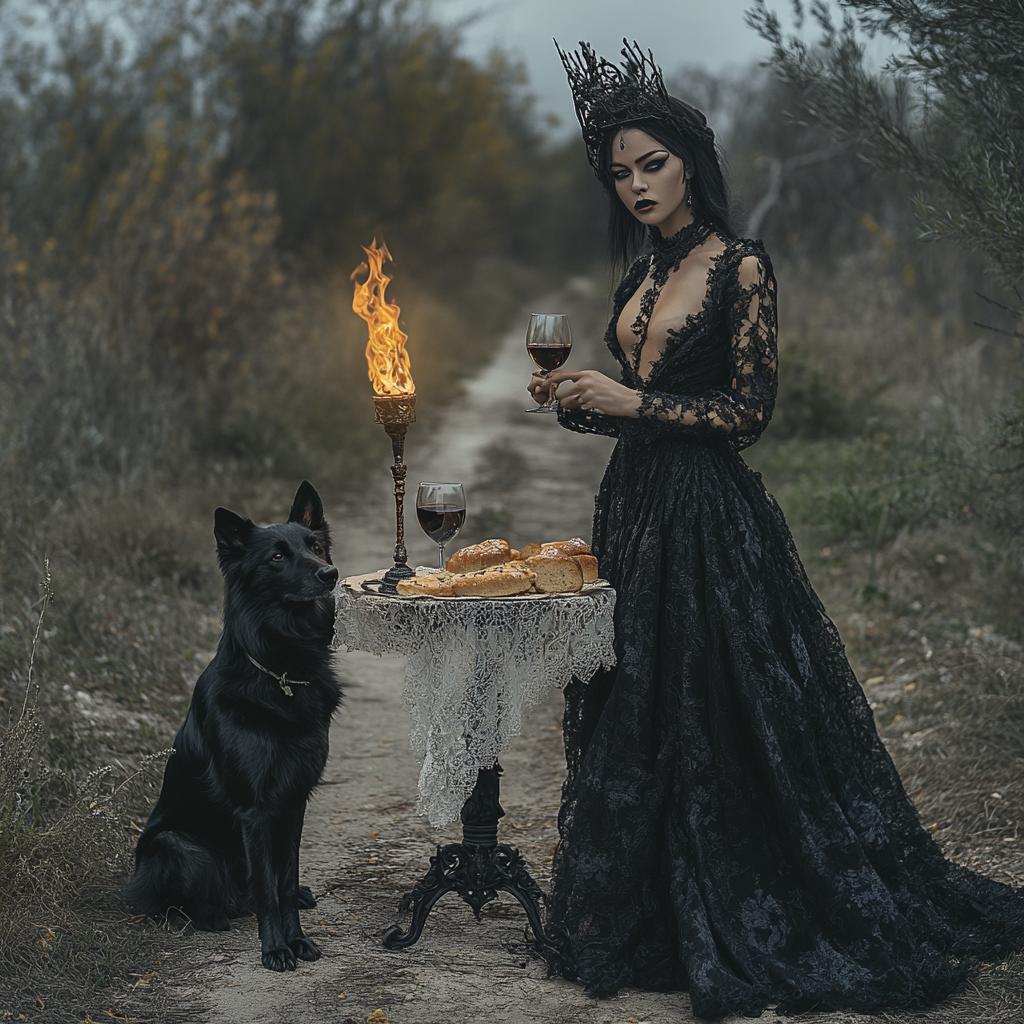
top-left (431, 0), bottom-right (797, 134)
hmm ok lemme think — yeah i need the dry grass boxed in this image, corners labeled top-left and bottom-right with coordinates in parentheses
top-left (0, 568), bottom-right (188, 1022)
top-left (795, 528), bottom-right (1024, 871)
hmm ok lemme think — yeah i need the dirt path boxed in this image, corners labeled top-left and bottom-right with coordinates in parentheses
top-left (165, 288), bottom-right (720, 1024)
top-left (163, 289), bottom-right (874, 1024)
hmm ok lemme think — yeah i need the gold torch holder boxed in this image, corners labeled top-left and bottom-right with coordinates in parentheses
top-left (373, 394), bottom-right (418, 593)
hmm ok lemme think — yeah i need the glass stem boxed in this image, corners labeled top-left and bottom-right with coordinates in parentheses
top-left (438, 543), bottom-right (445, 570)
top-left (545, 370), bottom-right (558, 409)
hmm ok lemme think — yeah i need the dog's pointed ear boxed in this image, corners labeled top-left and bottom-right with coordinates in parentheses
top-left (214, 507), bottom-right (255, 563)
top-left (288, 480), bottom-right (326, 531)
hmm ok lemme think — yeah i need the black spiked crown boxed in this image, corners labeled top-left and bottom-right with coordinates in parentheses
top-left (556, 39), bottom-right (715, 178)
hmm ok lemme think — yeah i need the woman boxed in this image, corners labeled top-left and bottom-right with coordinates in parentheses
top-left (527, 41), bottom-right (1024, 1019)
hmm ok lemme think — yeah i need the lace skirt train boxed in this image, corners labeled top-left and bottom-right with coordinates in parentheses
top-left (544, 435), bottom-right (1024, 1019)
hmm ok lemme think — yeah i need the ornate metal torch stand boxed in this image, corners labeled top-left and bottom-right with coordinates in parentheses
top-left (372, 394), bottom-right (417, 594)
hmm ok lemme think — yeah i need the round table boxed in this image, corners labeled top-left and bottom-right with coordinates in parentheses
top-left (334, 570), bottom-right (617, 948)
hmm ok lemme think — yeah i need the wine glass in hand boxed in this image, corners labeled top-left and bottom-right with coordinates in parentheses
top-left (526, 313), bottom-right (572, 414)
top-left (415, 482), bottom-right (466, 570)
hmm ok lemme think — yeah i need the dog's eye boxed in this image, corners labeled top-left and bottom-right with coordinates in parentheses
top-left (312, 543), bottom-right (323, 555)
top-left (271, 552), bottom-right (284, 562)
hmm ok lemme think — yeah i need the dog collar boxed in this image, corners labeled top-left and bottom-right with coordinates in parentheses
top-left (247, 654), bottom-right (311, 697)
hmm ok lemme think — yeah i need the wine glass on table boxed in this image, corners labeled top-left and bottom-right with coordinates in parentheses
top-left (525, 313), bottom-right (572, 414)
top-left (415, 482), bottom-right (466, 570)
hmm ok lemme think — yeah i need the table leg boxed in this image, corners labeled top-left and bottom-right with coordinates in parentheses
top-left (381, 762), bottom-right (547, 950)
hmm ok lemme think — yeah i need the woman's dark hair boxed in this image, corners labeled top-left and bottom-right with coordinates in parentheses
top-left (597, 96), bottom-right (733, 275)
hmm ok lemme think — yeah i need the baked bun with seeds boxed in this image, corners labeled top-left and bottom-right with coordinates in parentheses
top-left (445, 539), bottom-right (513, 574)
top-left (450, 563), bottom-right (536, 597)
top-left (541, 537), bottom-right (592, 557)
top-left (396, 572), bottom-right (456, 597)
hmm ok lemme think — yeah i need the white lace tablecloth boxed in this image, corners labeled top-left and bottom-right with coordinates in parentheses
top-left (334, 572), bottom-right (617, 827)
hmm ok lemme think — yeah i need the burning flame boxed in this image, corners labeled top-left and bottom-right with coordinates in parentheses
top-left (351, 239), bottom-right (415, 396)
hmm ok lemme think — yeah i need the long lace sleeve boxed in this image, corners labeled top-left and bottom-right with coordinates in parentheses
top-left (558, 406), bottom-right (622, 437)
top-left (637, 252), bottom-right (777, 450)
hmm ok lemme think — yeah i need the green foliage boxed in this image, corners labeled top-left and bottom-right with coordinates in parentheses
top-left (748, 1), bottom-right (1024, 557)
top-left (972, 389), bottom-right (1024, 545)
top-left (521, 137), bottom-right (607, 274)
top-left (199, 0), bottom-right (540, 276)
top-left (771, 336), bottom-right (885, 439)
top-left (748, 0), bottom-right (1024, 287)
top-left (753, 431), bottom-right (948, 545)
top-left (757, 392), bottom-right (1024, 552)
top-left (811, 436), bottom-right (953, 544)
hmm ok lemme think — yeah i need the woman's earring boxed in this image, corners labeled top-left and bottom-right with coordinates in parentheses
top-left (619, 129), bottom-right (625, 151)
top-left (685, 183), bottom-right (692, 207)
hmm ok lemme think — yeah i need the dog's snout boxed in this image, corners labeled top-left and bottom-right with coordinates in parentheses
top-left (317, 564), bottom-right (339, 587)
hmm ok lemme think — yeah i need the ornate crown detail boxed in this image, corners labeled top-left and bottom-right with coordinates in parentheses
top-left (556, 39), bottom-right (714, 176)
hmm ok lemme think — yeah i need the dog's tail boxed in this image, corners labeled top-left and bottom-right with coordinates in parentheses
top-left (125, 829), bottom-right (244, 930)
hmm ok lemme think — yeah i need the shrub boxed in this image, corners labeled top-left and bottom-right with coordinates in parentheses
top-left (771, 336), bottom-right (885, 440)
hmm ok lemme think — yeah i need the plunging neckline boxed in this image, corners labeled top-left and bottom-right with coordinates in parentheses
top-left (616, 240), bottom-right (730, 386)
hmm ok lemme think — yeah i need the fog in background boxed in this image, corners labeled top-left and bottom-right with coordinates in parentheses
top-left (433, 0), bottom-right (795, 134)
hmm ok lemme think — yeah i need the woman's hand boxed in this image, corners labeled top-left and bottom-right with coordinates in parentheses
top-left (527, 370), bottom-right (553, 405)
top-left (545, 369), bottom-right (641, 418)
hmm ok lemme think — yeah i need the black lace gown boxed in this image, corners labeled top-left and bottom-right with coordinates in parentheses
top-left (545, 227), bottom-right (1024, 1018)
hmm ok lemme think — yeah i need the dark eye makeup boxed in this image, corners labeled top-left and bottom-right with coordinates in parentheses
top-left (611, 157), bottom-right (668, 182)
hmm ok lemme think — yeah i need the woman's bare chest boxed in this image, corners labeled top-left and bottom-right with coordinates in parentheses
top-left (617, 256), bottom-right (717, 380)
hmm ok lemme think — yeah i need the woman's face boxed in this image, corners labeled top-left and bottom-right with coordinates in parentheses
top-left (608, 128), bottom-right (691, 236)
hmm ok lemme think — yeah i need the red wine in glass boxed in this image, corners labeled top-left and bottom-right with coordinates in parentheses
top-left (525, 313), bottom-right (571, 413)
top-left (527, 344), bottom-right (572, 371)
top-left (415, 482), bottom-right (466, 569)
top-left (416, 504), bottom-right (466, 546)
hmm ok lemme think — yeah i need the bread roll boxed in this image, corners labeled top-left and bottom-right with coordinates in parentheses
top-left (525, 553), bottom-right (583, 593)
top-left (541, 537), bottom-right (592, 557)
top-left (450, 563), bottom-right (535, 597)
top-left (397, 572), bottom-right (456, 597)
top-left (521, 543), bottom-right (542, 559)
top-left (446, 539), bottom-right (512, 574)
top-left (573, 554), bottom-right (599, 583)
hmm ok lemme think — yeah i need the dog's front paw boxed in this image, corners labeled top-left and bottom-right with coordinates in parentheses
top-left (261, 945), bottom-right (297, 972)
top-left (290, 936), bottom-right (321, 961)
top-left (297, 885), bottom-right (316, 909)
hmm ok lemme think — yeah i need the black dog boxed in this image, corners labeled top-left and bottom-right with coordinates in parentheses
top-left (126, 480), bottom-right (342, 971)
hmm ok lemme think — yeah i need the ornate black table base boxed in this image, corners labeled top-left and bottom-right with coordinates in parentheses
top-left (381, 763), bottom-right (547, 949)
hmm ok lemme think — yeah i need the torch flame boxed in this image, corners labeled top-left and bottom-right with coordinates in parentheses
top-left (351, 239), bottom-right (415, 396)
